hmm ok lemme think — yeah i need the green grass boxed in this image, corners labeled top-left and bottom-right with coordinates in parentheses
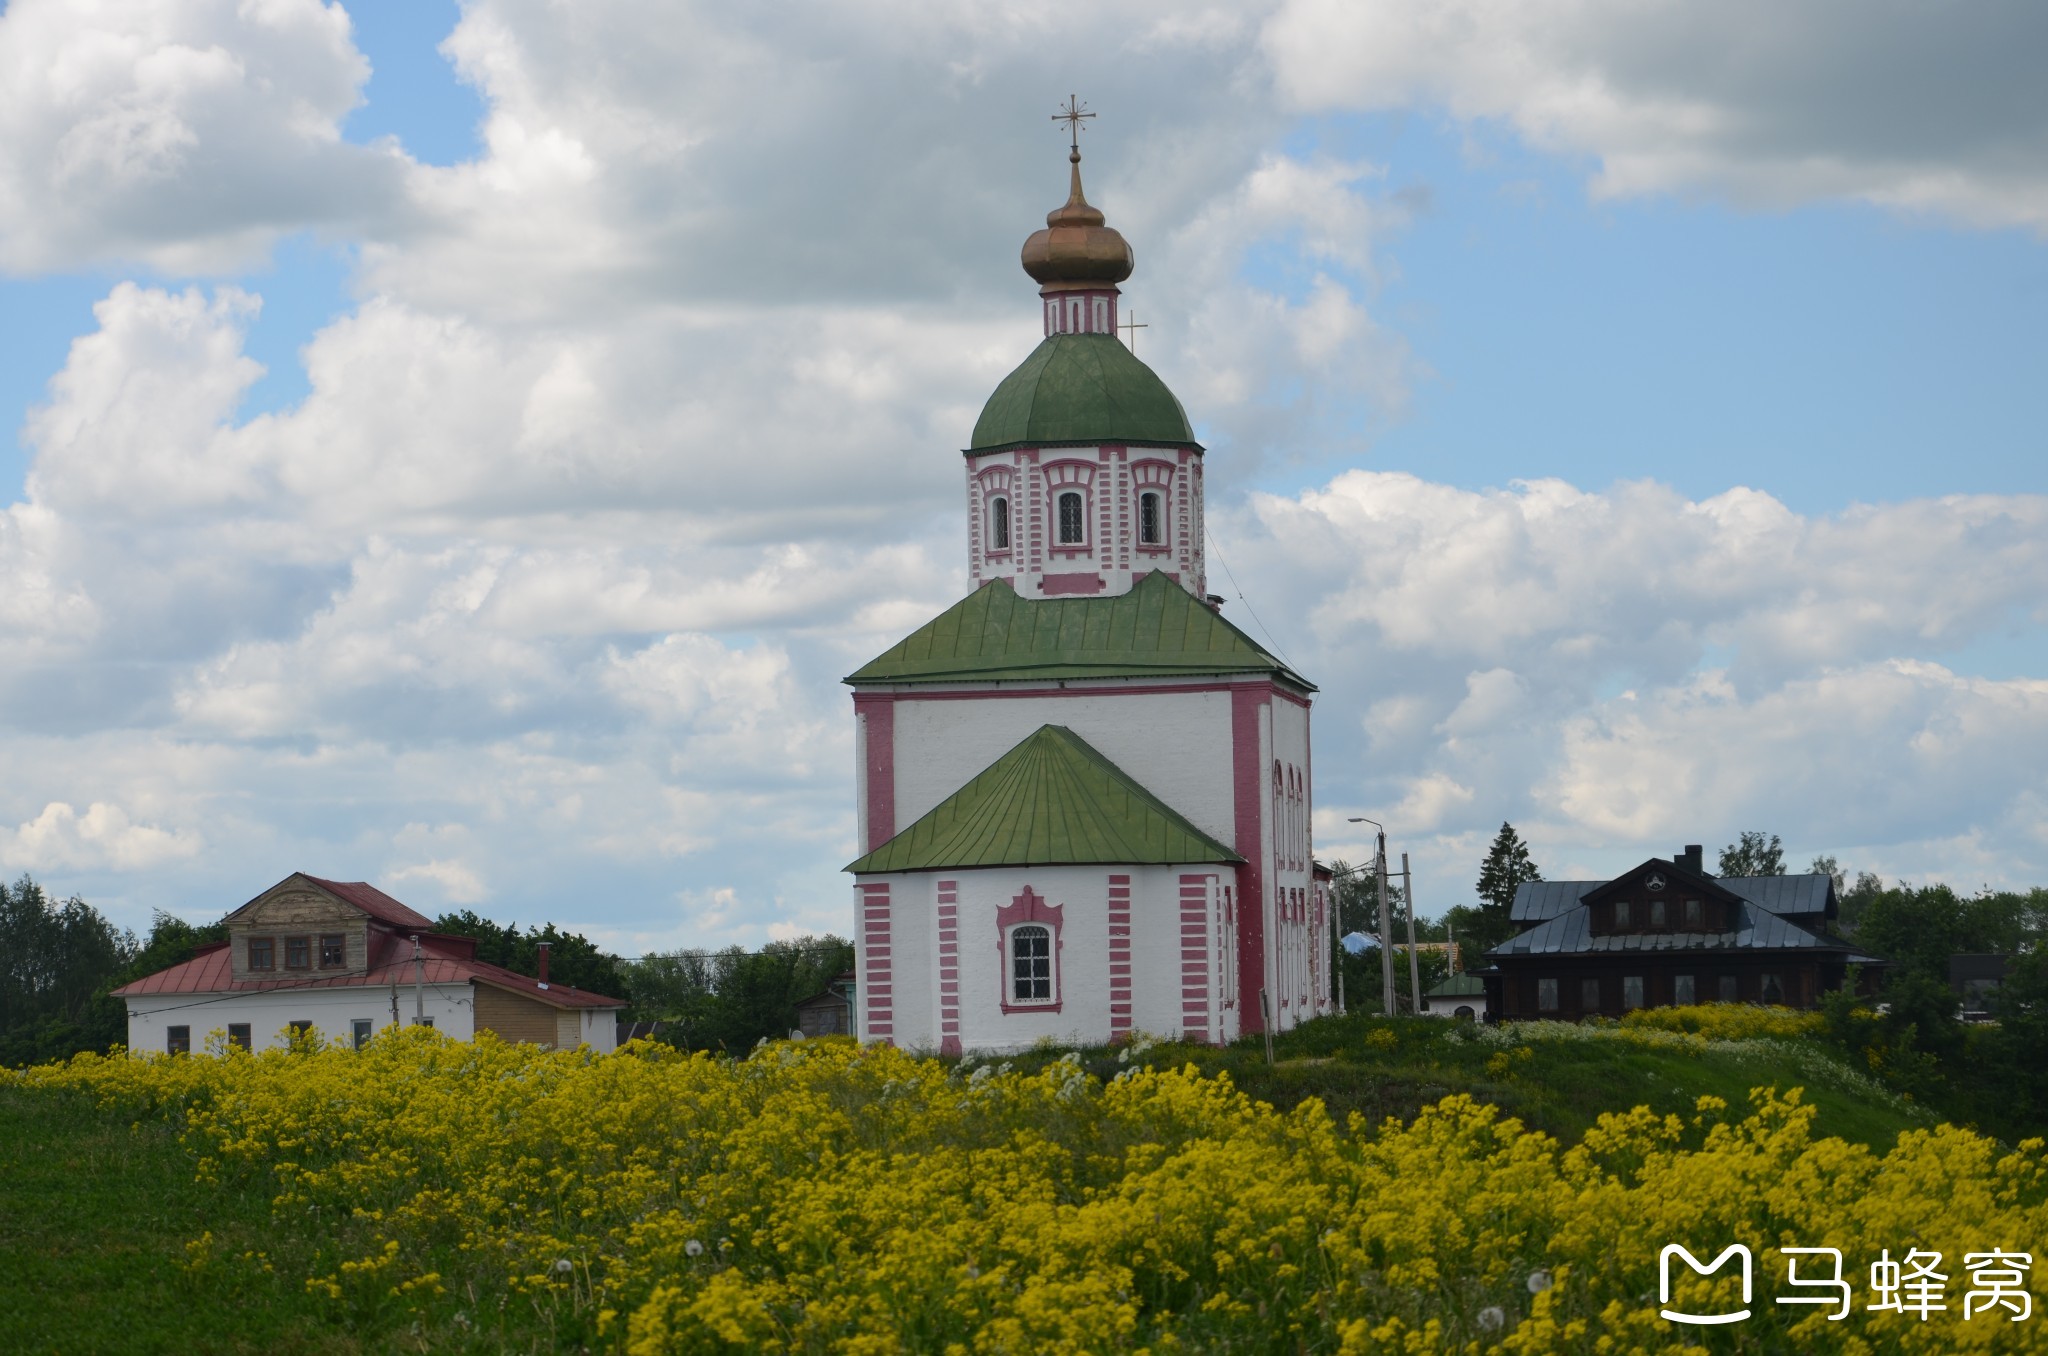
top-left (0, 1015), bottom-right (1934, 1353)
top-left (999, 1010), bottom-right (1933, 1150)
top-left (0, 1087), bottom-right (374, 1355)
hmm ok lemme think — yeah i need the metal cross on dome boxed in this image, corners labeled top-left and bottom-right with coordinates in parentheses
top-left (1052, 94), bottom-right (1095, 152)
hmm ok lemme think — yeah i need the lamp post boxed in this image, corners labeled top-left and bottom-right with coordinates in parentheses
top-left (1348, 817), bottom-right (1395, 1015)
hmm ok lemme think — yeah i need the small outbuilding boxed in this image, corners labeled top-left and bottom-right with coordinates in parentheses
top-left (1421, 972), bottom-right (1488, 1020)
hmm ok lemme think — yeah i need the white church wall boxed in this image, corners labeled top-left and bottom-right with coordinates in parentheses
top-left (125, 983), bottom-right (474, 1055)
top-left (859, 865), bottom-right (1233, 1054)
top-left (889, 687), bottom-right (1236, 843)
top-left (966, 445), bottom-right (1208, 603)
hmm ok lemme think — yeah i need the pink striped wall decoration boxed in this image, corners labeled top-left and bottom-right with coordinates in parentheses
top-left (1179, 873), bottom-right (1211, 1043)
top-left (859, 882), bottom-right (893, 1043)
top-left (937, 880), bottom-right (961, 1056)
top-left (1108, 874), bottom-right (1132, 1039)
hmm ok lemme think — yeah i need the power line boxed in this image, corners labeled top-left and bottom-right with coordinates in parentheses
top-left (1204, 526), bottom-right (1296, 669)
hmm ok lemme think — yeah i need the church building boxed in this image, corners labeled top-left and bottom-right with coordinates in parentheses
top-left (843, 130), bottom-right (1329, 1052)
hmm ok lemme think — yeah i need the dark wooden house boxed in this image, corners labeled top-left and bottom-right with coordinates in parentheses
top-left (1481, 845), bottom-right (1884, 1020)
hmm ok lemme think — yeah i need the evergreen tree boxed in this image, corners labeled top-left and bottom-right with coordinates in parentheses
top-left (1467, 823), bottom-right (1541, 962)
top-left (1717, 831), bottom-right (1785, 877)
top-left (1475, 823), bottom-right (1542, 913)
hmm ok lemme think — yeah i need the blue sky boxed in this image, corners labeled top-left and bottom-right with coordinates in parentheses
top-left (2, 0), bottom-right (2046, 941)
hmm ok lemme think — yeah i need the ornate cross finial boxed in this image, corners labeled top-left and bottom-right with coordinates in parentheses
top-left (1118, 311), bottom-right (1149, 355)
top-left (1052, 94), bottom-right (1095, 154)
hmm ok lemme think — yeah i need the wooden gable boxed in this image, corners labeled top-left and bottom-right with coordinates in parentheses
top-left (1581, 858), bottom-right (1743, 936)
top-left (223, 875), bottom-right (374, 982)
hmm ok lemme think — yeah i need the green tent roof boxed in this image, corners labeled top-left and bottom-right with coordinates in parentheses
top-left (845, 570), bottom-right (1313, 689)
top-left (846, 724), bottom-right (1242, 874)
top-left (968, 333), bottom-right (1196, 453)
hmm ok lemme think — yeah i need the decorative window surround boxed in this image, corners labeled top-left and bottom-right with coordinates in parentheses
top-left (996, 886), bottom-right (1064, 1014)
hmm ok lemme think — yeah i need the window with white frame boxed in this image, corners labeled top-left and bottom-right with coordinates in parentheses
top-left (1010, 924), bottom-right (1054, 1004)
top-left (990, 495), bottom-right (1010, 550)
top-left (1056, 491), bottom-right (1085, 545)
top-left (1139, 491), bottom-right (1162, 545)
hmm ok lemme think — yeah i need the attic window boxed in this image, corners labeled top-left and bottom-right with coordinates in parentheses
top-left (1684, 898), bottom-right (1703, 928)
top-left (1614, 900), bottom-right (1631, 928)
top-left (320, 934), bottom-right (346, 968)
top-left (247, 937), bottom-right (275, 971)
top-left (285, 936), bottom-right (311, 970)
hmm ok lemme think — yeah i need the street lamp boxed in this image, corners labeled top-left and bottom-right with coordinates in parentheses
top-left (1348, 817), bottom-right (1395, 1015)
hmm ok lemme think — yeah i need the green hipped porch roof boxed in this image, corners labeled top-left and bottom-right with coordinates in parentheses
top-left (845, 570), bottom-right (1314, 689)
top-left (845, 724), bottom-right (1242, 874)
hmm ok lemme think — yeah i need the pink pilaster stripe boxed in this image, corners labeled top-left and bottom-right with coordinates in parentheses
top-left (1179, 873), bottom-right (1210, 1044)
top-left (858, 883), bottom-right (893, 1046)
top-left (937, 881), bottom-right (961, 1057)
top-left (1108, 874), bottom-right (1133, 1035)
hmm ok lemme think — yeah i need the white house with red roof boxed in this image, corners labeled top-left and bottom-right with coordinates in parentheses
top-left (115, 872), bottom-right (625, 1055)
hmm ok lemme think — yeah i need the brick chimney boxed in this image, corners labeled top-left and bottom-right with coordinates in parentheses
top-left (536, 942), bottom-right (551, 988)
top-left (1676, 845), bottom-right (1704, 876)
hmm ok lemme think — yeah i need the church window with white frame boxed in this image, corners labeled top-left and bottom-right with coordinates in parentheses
top-left (1056, 491), bottom-right (1085, 545)
top-left (1139, 490), bottom-right (1163, 545)
top-left (1010, 924), bottom-right (1054, 1003)
top-left (989, 495), bottom-right (1010, 550)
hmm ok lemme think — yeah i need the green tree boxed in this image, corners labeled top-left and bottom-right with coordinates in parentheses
top-left (1809, 855), bottom-right (1845, 894)
top-left (1717, 831), bottom-right (1785, 877)
top-left (626, 936), bottom-right (853, 1053)
top-left (1465, 823), bottom-right (1541, 962)
top-left (0, 876), bottom-right (141, 1066)
top-left (431, 910), bottom-right (633, 1003)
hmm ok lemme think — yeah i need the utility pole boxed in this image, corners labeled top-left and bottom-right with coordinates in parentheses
top-left (411, 934), bottom-right (426, 1027)
top-left (1332, 874), bottom-right (1346, 1015)
top-left (1376, 829), bottom-right (1394, 1015)
top-left (1403, 853), bottom-right (1422, 1014)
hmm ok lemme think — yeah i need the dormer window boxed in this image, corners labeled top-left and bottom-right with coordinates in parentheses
top-left (990, 496), bottom-right (1010, 550)
top-left (1139, 491), bottom-right (1163, 545)
top-left (1056, 491), bottom-right (1085, 545)
top-left (1614, 900), bottom-right (1631, 928)
top-left (1649, 899), bottom-right (1666, 928)
top-left (1684, 898), bottom-right (1703, 928)
top-left (247, 936), bottom-right (275, 971)
top-left (319, 934), bottom-right (346, 968)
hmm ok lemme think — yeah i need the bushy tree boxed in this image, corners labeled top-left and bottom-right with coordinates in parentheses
top-left (0, 876), bottom-right (141, 1065)
top-left (432, 911), bottom-right (633, 1002)
top-left (1717, 831), bottom-right (1785, 877)
top-left (626, 936), bottom-right (854, 1053)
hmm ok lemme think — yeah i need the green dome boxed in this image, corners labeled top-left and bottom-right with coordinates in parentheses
top-left (968, 333), bottom-right (1197, 453)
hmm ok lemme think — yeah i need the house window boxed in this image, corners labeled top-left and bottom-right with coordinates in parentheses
top-left (1760, 973), bottom-right (1784, 1005)
top-left (1623, 975), bottom-right (1645, 1009)
top-left (1010, 925), bottom-right (1054, 1004)
top-left (227, 1024), bottom-right (251, 1051)
top-left (285, 936), bottom-right (311, 970)
top-left (247, 936), bottom-right (275, 971)
top-left (990, 496), bottom-right (1010, 550)
top-left (1684, 898), bottom-right (1703, 928)
top-left (1056, 491), bottom-right (1084, 545)
top-left (1139, 491), bottom-right (1163, 545)
top-left (1614, 900), bottom-right (1631, 928)
top-left (166, 1025), bottom-right (190, 1055)
top-left (1649, 899), bottom-right (1666, 928)
top-left (416, 1016), bottom-right (434, 1029)
top-left (1580, 978), bottom-right (1601, 1011)
top-left (288, 1020), bottom-right (313, 1036)
top-left (1537, 978), bottom-right (1558, 1012)
top-left (352, 1019), bottom-right (374, 1050)
top-left (1718, 975), bottom-right (1739, 1002)
top-left (319, 934), bottom-right (346, 968)
top-left (1673, 974), bottom-right (1696, 1005)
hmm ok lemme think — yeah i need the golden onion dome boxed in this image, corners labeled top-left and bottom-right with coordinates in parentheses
top-left (1021, 148), bottom-right (1134, 289)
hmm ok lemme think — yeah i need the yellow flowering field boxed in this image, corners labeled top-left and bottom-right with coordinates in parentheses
top-left (11, 1027), bottom-right (2048, 1354)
